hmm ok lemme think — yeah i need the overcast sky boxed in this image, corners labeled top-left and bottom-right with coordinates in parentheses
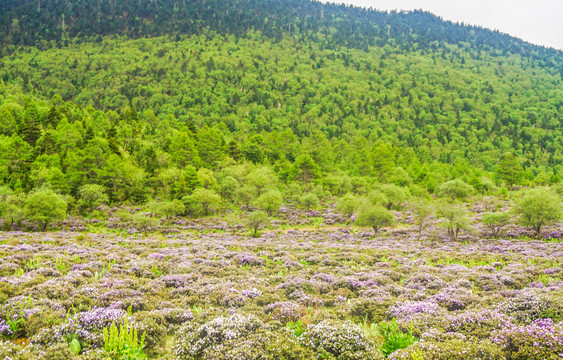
top-left (317, 0), bottom-right (563, 51)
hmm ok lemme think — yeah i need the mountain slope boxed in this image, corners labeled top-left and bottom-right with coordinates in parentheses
top-left (0, 0), bottom-right (561, 199)
top-left (1, 0), bottom-right (562, 72)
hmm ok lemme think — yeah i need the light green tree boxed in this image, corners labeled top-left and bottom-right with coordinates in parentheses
top-left (235, 185), bottom-right (258, 210)
top-left (300, 193), bottom-right (319, 211)
top-left (254, 190), bottom-right (283, 215)
top-left (513, 188), bottom-right (561, 237)
top-left (482, 212), bottom-right (511, 238)
top-left (409, 197), bottom-right (433, 240)
top-left (197, 168), bottom-right (217, 189)
top-left (436, 179), bottom-right (474, 202)
top-left (336, 193), bottom-right (358, 218)
top-left (355, 203), bottom-right (395, 235)
top-left (378, 184), bottom-right (408, 209)
top-left (219, 176), bottom-right (239, 200)
top-left (184, 188), bottom-right (222, 216)
top-left (133, 213), bottom-right (157, 236)
top-left (246, 210), bottom-right (269, 237)
top-left (150, 199), bottom-right (185, 219)
top-left (437, 201), bottom-right (471, 241)
top-left (24, 188), bottom-right (67, 231)
top-left (78, 184), bottom-right (109, 214)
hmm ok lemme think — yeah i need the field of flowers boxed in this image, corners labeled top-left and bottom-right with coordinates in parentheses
top-left (0, 206), bottom-right (562, 359)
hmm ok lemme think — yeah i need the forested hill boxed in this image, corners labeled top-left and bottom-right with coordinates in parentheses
top-left (1, 0), bottom-right (562, 71)
top-left (0, 0), bottom-right (562, 202)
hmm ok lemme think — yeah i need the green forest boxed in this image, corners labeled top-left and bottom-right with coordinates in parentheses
top-left (0, 0), bottom-right (561, 212)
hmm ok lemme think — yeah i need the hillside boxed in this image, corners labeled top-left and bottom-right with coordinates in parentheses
top-left (0, 0), bottom-right (562, 201)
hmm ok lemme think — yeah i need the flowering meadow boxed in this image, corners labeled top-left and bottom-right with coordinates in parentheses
top-left (0, 204), bottom-right (562, 360)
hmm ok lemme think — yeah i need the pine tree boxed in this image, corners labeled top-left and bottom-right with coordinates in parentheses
top-left (22, 114), bottom-right (42, 147)
top-left (186, 119), bottom-right (198, 135)
top-left (83, 126), bottom-right (94, 143)
top-left (45, 106), bottom-right (62, 128)
top-left (197, 126), bottom-right (224, 169)
top-left (227, 140), bottom-right (242, 162)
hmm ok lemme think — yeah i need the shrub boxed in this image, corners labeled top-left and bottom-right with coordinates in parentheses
top-left (300, 320), bottom-right (380, 360)
top-left (496, 290), bottom-right (551, 323)
top-left (265, 301), bottom-right (306, 323)
top-left (43, 342), bottom-right (78, 360)
top-left (349, 299), bottom-right (394, 323)
top-left (173, 314), bottom-right (264, 359)
top-left (203, 328), bottom-right (315, 360)
top-left (441, 308), bottom-right (514, 339)
top-left (390, 339), bottom-right (504, 360)
top-left (492, 318), bottom-right (563, 360)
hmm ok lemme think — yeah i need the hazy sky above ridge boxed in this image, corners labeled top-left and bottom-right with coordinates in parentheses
top-left (317, 0), bottom-right (563, 51)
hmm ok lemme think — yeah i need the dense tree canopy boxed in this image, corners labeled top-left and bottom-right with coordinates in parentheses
top-left (0, 0), bottom-right (561, 212)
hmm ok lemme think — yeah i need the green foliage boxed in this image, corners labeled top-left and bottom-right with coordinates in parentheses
top-left (219, 176), bottom-right (239, 200)
top-left (184, 188), bottom-right (222, 216)
top-left (496, 154), bottom-right (525, 186)
top-left (0, 188), bottom-right (26, 230)
top-left (169, 131), bottom-right (199, 168)
top-left (254, 190), bottom-right (283, 215)
top-left (336, 193), bottom-right (359, 218)
top-left (103, 318), bottom-right (147, 360)
top-left (150, 199), bottom-right (185, 218)
top-left (78, 184), bottom-right (109, 214)
top-left (393, 339), bottom-right (503, 360)
top-left (246, 210), bottom-right (269, 236)
top-left (377, 184), bottom-right (408, 209)
top-left (378, 319), bottom-right (418, 358)
top-left (235, 185), bottom-right (257, 209)
top-left (133, 214), bottom-right (156, 236)
top-left (514, 188), bottom-right (562, 237)
top-left (197, 168), bottom-right (217, 190)
top-left (23, 188), bottom-right (67, 231)
top-left (4, 307), bottom-right (26, 339)
top-left (197, 126), bottom-right (225, 169)
top-left (355, 204), bottom-right (395, 235)
top-left (300, 193), bottom-right (320, 210)
top-left (409, 197), bottom-right (433, 240)
top-left (436, 179), bottom-right (474, 201)
top-left (437, 201), bottom-right (471, 241)
top-left (482, 212), bottom-right (511, 238)
top-left (0, 0), bottom-right (560, 217)
top-left (288, 154), bottom-right (320, 185)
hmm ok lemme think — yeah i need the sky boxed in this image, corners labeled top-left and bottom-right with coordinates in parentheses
top-left (317, 0), bottom-right (563, 51)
